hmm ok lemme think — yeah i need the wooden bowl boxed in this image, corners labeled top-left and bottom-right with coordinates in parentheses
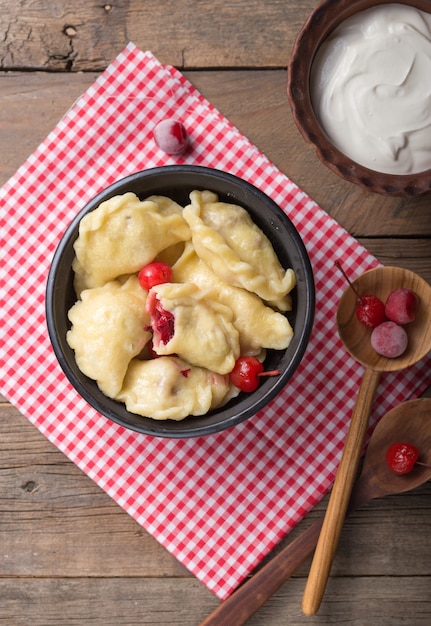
top-left (336, 266), bottom-right (431, 371)
top-left (287, 0), bottom-right (431, 197)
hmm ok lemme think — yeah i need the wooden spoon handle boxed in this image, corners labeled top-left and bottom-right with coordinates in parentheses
top-left (198, 517), bottom-right (323, 626)
top-left (302, 367), bottom-right (381, 616)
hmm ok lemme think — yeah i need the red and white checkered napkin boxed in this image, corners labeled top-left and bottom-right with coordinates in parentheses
top-left (1, 44), bottom-right (430, 599)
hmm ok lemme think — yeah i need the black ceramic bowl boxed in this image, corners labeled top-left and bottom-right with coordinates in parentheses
top-left (46, 165), bottom-right (315, 438)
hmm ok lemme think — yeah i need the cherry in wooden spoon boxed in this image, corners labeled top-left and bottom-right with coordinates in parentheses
top-left (302, 265), bottom-right (431, 616)
top-left (198, 397), bottom-right (431, 626)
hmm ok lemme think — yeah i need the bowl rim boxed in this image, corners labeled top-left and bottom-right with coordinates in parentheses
top-left (287, 0), bottom-right (431, 197)
top-left (45, 165), bottom-right (315, 438)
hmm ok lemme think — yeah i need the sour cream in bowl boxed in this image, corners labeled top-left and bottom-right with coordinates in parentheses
top-left (288, 0), bottom-right (431, 196)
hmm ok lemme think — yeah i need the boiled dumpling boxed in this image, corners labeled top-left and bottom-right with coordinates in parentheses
top-left (117, 356), bottom-right (235, 420)
top-left (182, 190), bottom-right (295, 310)
top-left (146, 281), bottom-right (240, 374)
top-left (173, 243), bottom-right (293, 355)
top-left (72, 192), bottom-right (190, 294)
top-left (66, 276), bottom-right (151, 397)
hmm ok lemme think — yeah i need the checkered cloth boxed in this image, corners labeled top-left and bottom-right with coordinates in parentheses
top-left (1, 44), bottom-right (430, 600)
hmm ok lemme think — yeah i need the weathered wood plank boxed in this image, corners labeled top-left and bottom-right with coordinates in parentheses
top-left (1, 0), bottom-right (307, 71)
top-left (358, 239), bottom-right (431, 283)
top-left (0, 578), bottom-right (219, 626)
top-left (0, 575), bottom-right (430, 626)
top-left (1, 71), bottom-right (431, 239)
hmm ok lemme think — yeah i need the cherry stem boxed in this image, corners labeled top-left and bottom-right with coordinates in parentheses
top-left (335, 260), bottom-right (363, 303)
top-left (258, 370), bottom-right (282, 378)
top-left (416, 460), bottom-right (431, 468)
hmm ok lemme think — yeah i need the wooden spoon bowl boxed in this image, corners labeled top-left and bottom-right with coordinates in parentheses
top-left (358, 397), bottom-right (431, 501)
top-left (337, 265), bottom-right (431, 371)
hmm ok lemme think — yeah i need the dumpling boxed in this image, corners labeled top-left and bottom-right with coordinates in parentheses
top-left (173, 243), bottom-right (294, 355)
top-left (66, 276), bottom-right (151, 397)
top-left (146, 282), bottom-right (240, 375)
top-left (117, 356), bottom-right (235, 420)
top-left (72, 192), bottom-right (190, 294)
top-left (182, 190), bottom-right (296, 310)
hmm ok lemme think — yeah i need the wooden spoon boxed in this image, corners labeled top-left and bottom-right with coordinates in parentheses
top-left (302, 265), bottom-right (431, 616)
top-left (198, 397), bottom-right (431, 626)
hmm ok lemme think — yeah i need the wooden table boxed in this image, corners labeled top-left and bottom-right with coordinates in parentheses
top-left (1, 2), bottom-right (430, 624)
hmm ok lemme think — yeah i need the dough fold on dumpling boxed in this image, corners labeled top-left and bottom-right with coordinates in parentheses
top-left (72, 192), bottom-right (190, 294)
top-left (147, 282), bottom-right (240, 375)
top-left (173, 243), bottom-right (293, 355)
top-left (66, 276), bottom-right (151, 397)
top-left (117, 356), bottom-right (235, 420)
top-left (182, 190), bottom-right (296, 310)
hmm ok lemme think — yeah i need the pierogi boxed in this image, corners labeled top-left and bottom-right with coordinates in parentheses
top-left (173, 243), bottom-right (293, 355)
top-left (66, 189), bottom-right (296, 421)
top-left (67, 276), bottom-right (151, 397)
top-left (183, 190), bottom-right (296, 311)
top-left (117, 356), bottom-right (235, 421)
top-left (73, 192), bottom-right (190, 295)
top-left (147, 281), bottom-right (240, 374)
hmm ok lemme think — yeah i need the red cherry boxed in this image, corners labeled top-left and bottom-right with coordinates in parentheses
top-left (229, 357), bottom-right (281, 392)
top-left (385, 288), bottom-right (418, 325)
top-left (355, 294), bottom-right (387, 329)
top-left (229, 357), bottom-right (264, 392)
top-left (370, 321), bottom-right (408, 358)
top-left (334, 261), bottom-right (386, 329)
top-left (153, 119), bottom-right (189, 155)
top-left (386, 442), bottom-right (419, 474)
top-left (138, 261), bottom-right (172, 291)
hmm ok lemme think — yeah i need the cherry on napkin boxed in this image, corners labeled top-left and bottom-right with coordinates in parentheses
top-left (1, 44), bottom-right (430, 600)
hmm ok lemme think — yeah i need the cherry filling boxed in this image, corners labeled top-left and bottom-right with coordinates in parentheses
top-left (153, 299), bottom-right (175, 345)
top-left (147, 291), bottom-right (175, 346)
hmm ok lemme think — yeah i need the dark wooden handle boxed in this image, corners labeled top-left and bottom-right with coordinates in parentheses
top-left (198, 517), bottom-right (323, 626)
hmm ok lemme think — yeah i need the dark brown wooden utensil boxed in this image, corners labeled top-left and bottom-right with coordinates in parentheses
top-left (198, 397), bottom-right (431, 626)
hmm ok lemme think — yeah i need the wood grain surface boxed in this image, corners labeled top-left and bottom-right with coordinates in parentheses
top-left (1, 1), bottom-right (431, 624)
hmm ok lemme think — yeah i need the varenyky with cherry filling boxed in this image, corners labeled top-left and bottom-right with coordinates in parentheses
top-left (66, 190), bottom-right (296, 420)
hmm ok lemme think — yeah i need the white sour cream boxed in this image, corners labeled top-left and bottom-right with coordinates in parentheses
top-left (310, 4), bottom-right (431, 174)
